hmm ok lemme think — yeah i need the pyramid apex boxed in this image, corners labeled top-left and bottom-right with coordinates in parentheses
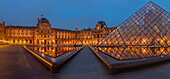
top-left (148, 1), bottom-right (154, 3)
top-left (146, 1), bottom-right (157, 5)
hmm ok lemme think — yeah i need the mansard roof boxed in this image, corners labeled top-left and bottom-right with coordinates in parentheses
top-left (6, 26), bottom-right (36, 29)
top-left (52, 28), bottom-right (72, 32)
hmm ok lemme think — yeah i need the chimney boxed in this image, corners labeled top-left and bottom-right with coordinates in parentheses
top-left (38, 18), bottom-right (40, 23)
top-left (3, 21), bottom-right (5, 25)
top-left (75, 28), bottom-right (77, 31)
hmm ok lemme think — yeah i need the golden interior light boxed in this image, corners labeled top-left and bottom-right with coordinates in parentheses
top-left (167, 47), bottom-right (170, 52)
top-left (143, 49), bottom-right (146, 52)
top-left (104, 47), bottom-right (107, 50)
top-left (41, 53), bottom-right (45, 57)
top-left (160, 40), bottom-right (164, 43)
top-left (0, 40), bottom-right (9, 43)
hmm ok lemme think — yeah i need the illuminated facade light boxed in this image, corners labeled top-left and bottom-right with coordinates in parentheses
top-left (160, 40), bottom-right (164, 43)
top-left (143, 40), bottom-right (146, 43)
top-left (41, 53), bottom-right (45, 57)
top-left (143, 49), bottom-right (146, 52)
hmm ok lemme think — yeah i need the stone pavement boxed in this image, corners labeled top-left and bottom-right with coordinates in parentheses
top-left (0, 45), bottom-right (170, 79)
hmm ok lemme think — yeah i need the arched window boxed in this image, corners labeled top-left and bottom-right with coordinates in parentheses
top-left (56, 40), bottom-right (57, 44)
top-left (30, 40), bottom-right (32, 43)
top-left (97, 34), bottom-right (99, 38)
top-left (13, 39), bottom-right (15, 43)
top-left (37, 40), bottom-right (39, 44)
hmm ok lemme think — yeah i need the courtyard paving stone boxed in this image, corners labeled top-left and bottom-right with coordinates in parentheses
top-left (0, 45), bottom-right (170, 79)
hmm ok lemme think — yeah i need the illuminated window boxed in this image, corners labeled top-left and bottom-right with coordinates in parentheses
top-left (88, 36), bottom-right (90, 38)
top-left (97, 26), bottom-right (99, 29)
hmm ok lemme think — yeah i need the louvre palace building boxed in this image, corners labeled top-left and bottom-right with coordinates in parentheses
top-left (0, 18), bottom-right (116, 45)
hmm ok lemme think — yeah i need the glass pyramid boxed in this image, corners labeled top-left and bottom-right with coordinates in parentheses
top-left (94, 47), bottom-right (170, 60)
top-left (97, 1), bottom-right (170, 47)
top-left (74, 40), bottom-right (83, 45)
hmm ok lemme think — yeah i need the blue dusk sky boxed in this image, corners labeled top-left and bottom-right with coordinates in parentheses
top-left (0, 0), bottom-right (169, 30)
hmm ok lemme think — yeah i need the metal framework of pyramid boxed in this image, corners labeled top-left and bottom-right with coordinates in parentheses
top-left (74, 40), bottom-right (83, 45)
top-left (97, 1), bottom-right (170, 47)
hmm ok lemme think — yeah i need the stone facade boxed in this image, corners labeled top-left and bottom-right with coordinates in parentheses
top-left (1, 18), bottom-right (116, 45)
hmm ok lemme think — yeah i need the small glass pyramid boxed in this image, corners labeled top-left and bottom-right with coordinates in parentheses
top-left (97, 1), bottom-right (170, 47)
top-left (74, 40), bottom-right (83, 45)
